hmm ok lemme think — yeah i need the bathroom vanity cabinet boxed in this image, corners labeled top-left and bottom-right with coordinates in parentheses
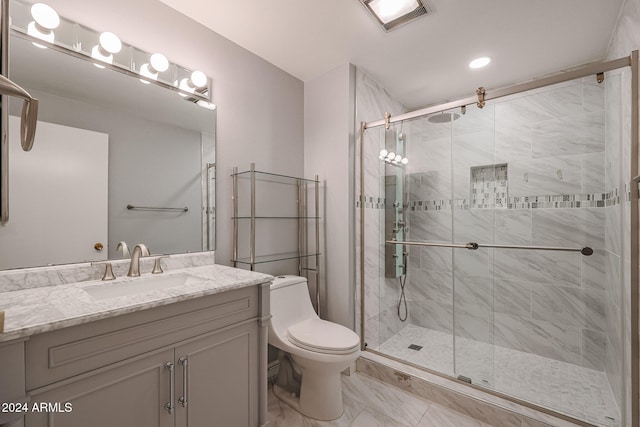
top-left (0, 281), bottom-right (270, 427)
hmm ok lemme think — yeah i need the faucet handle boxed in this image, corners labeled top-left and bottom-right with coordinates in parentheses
top-left (91, 261), bottom-right (116, 281)
top-left (152, 256), bottom-right (168, 274)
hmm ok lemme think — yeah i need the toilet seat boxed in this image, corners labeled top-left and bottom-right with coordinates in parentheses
top-left (288, 318), bottom-right (360, 355)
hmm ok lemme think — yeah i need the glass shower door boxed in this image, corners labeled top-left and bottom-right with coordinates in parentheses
top-left (450, 105), bottom-right (497, 388)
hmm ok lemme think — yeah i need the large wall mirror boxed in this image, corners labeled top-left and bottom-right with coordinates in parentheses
top-left (0, 0), bottom-right (216, 270)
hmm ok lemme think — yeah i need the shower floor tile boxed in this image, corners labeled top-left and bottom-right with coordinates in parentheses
top-left (377, 324), bottom-right (620, 427)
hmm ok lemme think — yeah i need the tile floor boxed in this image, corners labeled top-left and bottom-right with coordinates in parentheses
top-left (377, 324), bottom-right (620, 427)
top-left (267, 372), bottom-right (497, 427)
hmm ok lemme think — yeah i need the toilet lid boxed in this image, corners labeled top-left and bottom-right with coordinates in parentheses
top-left (288, 319), bottom-right (360, 355)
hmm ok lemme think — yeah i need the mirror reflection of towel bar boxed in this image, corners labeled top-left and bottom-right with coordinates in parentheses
top-left (127, 204), bottom-right (188, 212)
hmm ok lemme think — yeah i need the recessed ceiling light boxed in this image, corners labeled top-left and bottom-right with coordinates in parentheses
top-left (469, 57), bottom-right (491, 69)
top-left (360, 0), bottom-right (430, 32)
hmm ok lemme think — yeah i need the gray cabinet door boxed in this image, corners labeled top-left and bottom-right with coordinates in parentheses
top-left (175, 322), bottom-right (258, 427)
top-left (26, 349), bottom-right (175, 427)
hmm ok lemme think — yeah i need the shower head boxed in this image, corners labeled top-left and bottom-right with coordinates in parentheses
top-left (427, 112), bottom-right (461, 124)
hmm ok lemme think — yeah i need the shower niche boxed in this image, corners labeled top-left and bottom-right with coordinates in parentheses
top-left (470, 163), bottom-right (508, 209)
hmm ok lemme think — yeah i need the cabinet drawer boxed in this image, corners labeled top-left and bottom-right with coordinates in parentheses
top-left (0, 339), bottom-right (26, 425)
top-left (26, 286), bottom-right (258, 391)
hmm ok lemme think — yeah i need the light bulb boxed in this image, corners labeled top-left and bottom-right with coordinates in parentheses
top-left (150, 53), bottom-right (169, 72)
top-left (379, 149), bottom-right (388, 157)
top-left (469, 57), bottom-right (491, 69)
top-left (31, 3), bottom-right (59, 30)
top-left (395, 154), bottom-right (402, 162)
top-left (401, 158), bottom-right (409, 165)
top-left (139, 64), bottom-right (156, 84)
top-left (196, 100), bottom-right (217, 110)
top-left (27, 21), bottom-right (53, 48)
top-left (387, 152), bottom-right (395, 159)
top-left (190, 71), bottom-right (207, 88)
top-left (99, 32), bottom-right (122, 54)
top-left (178, 78), bottom-right (194, 96)
top-left (91, 44), bottom-right (112, 67)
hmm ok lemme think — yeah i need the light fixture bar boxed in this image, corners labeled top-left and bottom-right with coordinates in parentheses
top-left (9, 0), bottom-right (212, 103)
top-left (361, 0), bottom-right (430, 32)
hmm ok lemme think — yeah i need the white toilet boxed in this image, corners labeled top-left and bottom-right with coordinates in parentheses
top-left (268, 275), bottom-right (360, 421)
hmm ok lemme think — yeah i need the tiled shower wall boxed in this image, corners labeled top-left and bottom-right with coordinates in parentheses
top-left (354, 69), bottom-right (407, 349)
top-left (403, 77), bottom-right (611, 373)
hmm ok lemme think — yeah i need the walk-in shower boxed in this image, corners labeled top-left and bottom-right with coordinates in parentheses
top-left (357, 53), bottom-right (639, 427)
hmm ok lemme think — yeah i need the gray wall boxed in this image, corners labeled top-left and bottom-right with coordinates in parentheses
top-left (41, 0), bottom-right (305, 268)
top-left (304, 64), bottom-right (356, 327)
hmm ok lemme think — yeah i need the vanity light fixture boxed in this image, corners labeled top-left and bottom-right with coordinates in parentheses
top-left (27, 3), bottom-right (59, 48)
top-left (139, 53), bottom-right (169, 84)
top-left (360, 0), bottom-right (430, 32)
top-left (177, 70), bottom-right (208, 96)
top-left (379, 149), bottom-right (408, 166)
top-left (12, 0), bottom-right (213, 105)
top-left (469, 56), bottom-right (491, 69)
top-left (91, 31), bottom-right (122, 68)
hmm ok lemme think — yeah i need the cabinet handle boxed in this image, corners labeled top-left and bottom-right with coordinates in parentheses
top-left (178, 357), bottom-right (188, 407)
top-left (165, 362), bottom-right (175, 414)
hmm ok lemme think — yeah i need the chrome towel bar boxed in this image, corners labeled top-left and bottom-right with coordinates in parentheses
top-left (386, 240), bottom-right (594, 256)
top-left (127, 204), bottom-right (188, 212)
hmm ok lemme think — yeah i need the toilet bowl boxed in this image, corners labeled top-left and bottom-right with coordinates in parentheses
top-left (268, 275), bottom-right (360, 421)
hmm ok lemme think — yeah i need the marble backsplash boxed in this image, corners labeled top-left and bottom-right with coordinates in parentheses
top-left (0, 251), bottom-right (215, 293)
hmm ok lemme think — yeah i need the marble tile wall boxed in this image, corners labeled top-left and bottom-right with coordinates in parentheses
top-left (354, 69), bottom-right (407, 349)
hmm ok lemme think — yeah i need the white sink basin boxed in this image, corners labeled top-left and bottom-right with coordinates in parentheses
top-left (83, 273), bottom-right (203, 300)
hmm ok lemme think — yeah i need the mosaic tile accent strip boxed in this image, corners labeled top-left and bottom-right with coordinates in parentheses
top-left (356, 195), bottom-right (386, 209)
top-left (358, 188), bottom-right (630, 210)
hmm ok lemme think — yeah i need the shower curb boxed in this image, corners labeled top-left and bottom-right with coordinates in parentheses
top-left (356, 353), bottom-right (598, 427)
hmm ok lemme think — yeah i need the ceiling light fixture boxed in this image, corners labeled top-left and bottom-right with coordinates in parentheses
top-left (469, 57), bottom-right (491, 69)
top-left (360, 0), bottom-right (430, 32)
top-left (27, 3), bottom-right (59, 48)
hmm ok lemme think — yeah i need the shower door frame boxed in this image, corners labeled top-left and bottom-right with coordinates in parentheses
top-left (358, 51), bottom-right (640, 427)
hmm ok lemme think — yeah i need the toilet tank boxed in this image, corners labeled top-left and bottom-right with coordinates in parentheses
top-left (270, 275), bottom-right (318, 336)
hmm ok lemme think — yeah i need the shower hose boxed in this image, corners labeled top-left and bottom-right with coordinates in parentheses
top-left (397, 274), bottom-right (408, 321)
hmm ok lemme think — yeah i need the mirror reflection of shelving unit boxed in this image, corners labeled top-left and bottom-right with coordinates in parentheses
top-left (231, 163), bottom-right (321, 313)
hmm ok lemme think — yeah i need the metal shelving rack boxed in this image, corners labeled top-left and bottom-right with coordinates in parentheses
top-left (231, 163), bottom-right (321, 313)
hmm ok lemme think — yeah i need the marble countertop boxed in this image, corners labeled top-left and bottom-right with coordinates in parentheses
top-left (0, 264), bottom-right (273, 343)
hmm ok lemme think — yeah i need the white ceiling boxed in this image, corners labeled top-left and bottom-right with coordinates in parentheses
top-left (158, 0), bottom-right (624, 109)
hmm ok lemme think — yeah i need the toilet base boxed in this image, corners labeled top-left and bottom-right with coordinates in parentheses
top-left (273, 377), bottom-right (345, 422)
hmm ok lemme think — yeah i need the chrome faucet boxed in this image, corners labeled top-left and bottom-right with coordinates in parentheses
top-left (116, 241), bottom-right (130, 258)
top-left (127, 244), bottom-right (150, 277)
